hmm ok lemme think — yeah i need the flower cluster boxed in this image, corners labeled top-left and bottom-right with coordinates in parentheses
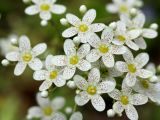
top-left (2, 0), bottom-right (160, 120)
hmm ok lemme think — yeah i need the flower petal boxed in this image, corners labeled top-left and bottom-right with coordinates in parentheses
top-left (51, 4), bottom-right (66, 14)
top-left (77, 43), bottom-right (90, 59)
top-left (116, 21), bottom-right (126, 32)
top-left (54, 75), bottom-right (66, 87)
top-left (90, 23), bottom-right (105, 32)
top-left (112, 45), bottom-right (127, 55)
top-left (19, 35), bottom-right (31, 51)
top-left (66, 13), bottom-right (81, 26)
top-left (133, 13), bottom-right (145, 28)
top-left (70, 112), bottom-right (83, 120)
top-left (86, 49), bottom-right (101, 62)
top-left (28, 58), bottom-right (43, 70)
top-left (108, 67), bottom-right (123, 77)
top-left (130, 94), bottom-right (148, 105)
top-left (116, 61), bottom-right (128, 72)
top-left (52, 97), bottom-right (65, 110)
top-left (63, 66), bottom-right (76, 79)
top-left (33, 70), bottom-right (47, 81)
top-left (134, 37), bottom-right (147, 50)
top-left (28, 106), bottom-right (42, 118)
top-left (62, 27), bottom-right (78, 38)
top-left (39, 11), bottom-right (51, 20)
top-left (98, 77), bottom-right (116, 93)
top-left (106, 4), bottom-right (118, 13)
top-left (36, 93), bottom-right (50, 107)
top-left (126, 40), bottom-right (139, 51)
top-left (136, 69), bottom-right (153, 78)
top-left (32, 43), bottom-right (47, 57)
top-left (6, 51), bottom-right (20, 61)
top-left (75, 91), bottom-right (90, 106)
top-left (108, 89), bottom-right (121, 100)
top-left (39, 80), bottom-right (52, 91)
top-left (135, 53), bottom-right (149, 69)
top-left (113, 101), bottom-right (124, 114)
top-left (87, 33), bottom-right (100, 48)
top-left (14, 62), bottom-right (27, 76)
top-left (125, 104), bottom-right (138, 120)
top-left (124, 73), bottom-right (137, 87)
top-left (45, 55), bottom-right (55, 70)
top-left (82, 9), bottom-right (96, 24)
top-left (25, 5), bottom-right (39, 15)
top-left (64, 39), bottom-right (76, 56)
top-left (123, 49), bottom-right (134, 63)
top-left (77, 59), bottom-right (91, 71)
top-left (102, 54), bottom-right (115, 68)
top-left (52, 55), bottom-right (67, 66)
top-left (52, 112), bottom-right (67, 120)
top-left (74, 75), bottom-right (88, 90)
top-left (88, 68), bottom-right (100, 83)
top-left (101, 26), bottom-right (114, 43)
top-left (91, 95), bottom-right (105, 112)
top-left (127, 29), bottom-right (141, 40)
top-left (142, 29), bottom-right (158, 39)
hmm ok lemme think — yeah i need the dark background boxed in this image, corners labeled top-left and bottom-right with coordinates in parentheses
top-left (0, 0), bottom-right (160, 120)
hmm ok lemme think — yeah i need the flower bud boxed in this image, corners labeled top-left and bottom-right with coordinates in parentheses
top-left (150, 23), bottom-right (158, 30)
top-left (65, 107), bottom-right (73, 114)
top-left (60, 18), bottom-right (68, 26)
top-left (67, 81), bottom-right (76, 89)
top-left (107, 109), bottom-right (115, 117)
top-left (79, 5), bottom-right (87, 13)
top-left (1, 59), bottom-right (9, 66)
top-left (40, 90), bottom-right (48, 97)
top-left (109, 22), bottom-right (117, 29)
top-left (41, 20), bottom-right (48, 26)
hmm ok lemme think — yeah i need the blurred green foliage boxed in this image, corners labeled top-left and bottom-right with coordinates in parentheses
top-left (0, 0), bottom-right (160, 120)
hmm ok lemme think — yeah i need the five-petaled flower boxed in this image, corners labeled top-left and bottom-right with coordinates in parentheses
top-left (52, 39), bottom-right (91, 79)
top-left (74, 68), bottom-right (116, 112)
top-left (86, 27), bottom-right (127, 68)
top-left (62, 9), bottom-right (105, 43)
top-left (109, 82), bottom-right (148, 120)
top-left (27, 93), bottom-right (66, 120)
top-left (33, 55), bottom-right (66, 91)
top-left (25, 0), bottom-right (66, 21)
top-left (6, 35), bottom-right (47, 76)
top-left (116, 50), bottom-right (153, 87)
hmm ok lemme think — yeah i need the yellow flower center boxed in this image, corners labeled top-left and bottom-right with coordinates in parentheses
top-left (87, 86), bottom-right (97, 95)
top-left (49, 71), bottom-right (58, 80)
top-left (128, 64), bottom-right (136, 73)
top-left (69, 55), bottom-right (79, 65)
top-left (120, 95), bottom-right (129, 105)
top-left (79, 24), bottom-right (89, 32)
top-left (22, 53), bottom-right (32, 62)
top-left (119, 5), bottom-right (128, 13)
top-left (43, 107), bottom-right (53, 116)
top-left (40, 4), bottom-right (50, 11)
top-left (117, 35), bottom-right (126, 42)
top-left (141, 80), bottom-right (149, 89)
top-left (98, 44), bottom-right (109, 54)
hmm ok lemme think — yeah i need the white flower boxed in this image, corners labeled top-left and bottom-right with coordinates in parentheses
top-left (106, 0), bottom-right (141, 15)
top-left (120, 13), bottom-right (158, 49)
top-left (112, 21), bottom-right (141, 51)
top-left (25, 0), bottom-right (66, 21)
top-left (6, 35), bottom-right (47, 76)
top-left (133, 63), bottom-right (160, 103)
top-left (69, 112), bottom-right (83, 120)
top-left (116, 50), bottom-right (153, 87)
top-left (74, 68), bottom-right (116, 112)
top-left (109, 83), bottom-right (148, 120)
top-left (62, 9), bottom-right (105, 43)
top-left (33, 55), bottom-right (66, 91)
top-left (27, 93), bottom-right (66, 120)
top-left (52, 39), bottom-right (91, 79)
top-left (86, 27), bottom-right (127, 68)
